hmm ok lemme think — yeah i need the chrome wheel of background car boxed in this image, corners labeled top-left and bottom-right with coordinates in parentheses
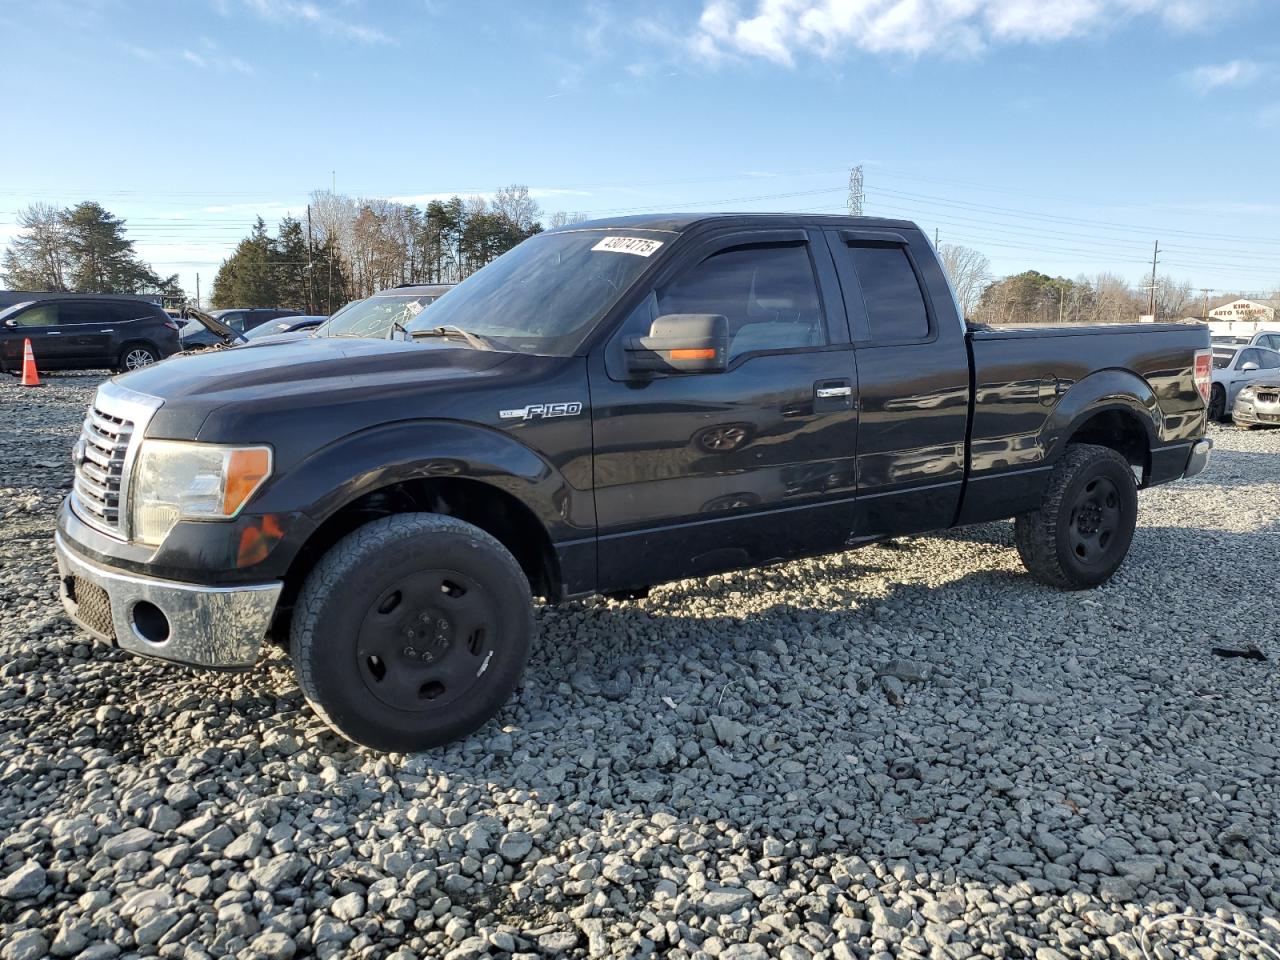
top-left (355, 568), bottom-right (495, 712)
top-left (124, 348), bottom-right (157, 369)
top-left (1067, 476), bottom-right (1122, 566)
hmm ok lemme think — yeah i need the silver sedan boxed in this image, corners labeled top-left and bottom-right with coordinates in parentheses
top-left (1210, 345), bottom-right (1280, 421)
top-left (1232, 377), bottom-right (1280, 428)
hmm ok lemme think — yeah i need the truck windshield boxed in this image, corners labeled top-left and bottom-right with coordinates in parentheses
top-left (403, 230), bottom-right (666, 356)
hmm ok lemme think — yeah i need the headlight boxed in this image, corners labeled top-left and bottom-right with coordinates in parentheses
top-left (1237, 386), bottom-right (1255, 401)
top-left (131, 440), bottom-right (272, 546)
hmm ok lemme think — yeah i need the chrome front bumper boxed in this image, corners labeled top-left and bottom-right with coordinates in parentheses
top-left (55, 532), bottom-right (282, 669)
top-left (1183, 438), bottom-right (1213, 479)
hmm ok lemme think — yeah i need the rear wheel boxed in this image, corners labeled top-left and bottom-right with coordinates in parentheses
top-left (1015, 444), bottom-right (1138, 590)
top-left (118, 344), bottom-right (159, 372)
top-left (1208, 384), bottom-right (1226, 422)
top-left (290, 513), bottom-right (533, 752)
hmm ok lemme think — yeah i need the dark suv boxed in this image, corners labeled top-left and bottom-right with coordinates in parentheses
top-left (0, 297), bottom-right (180, 373)
top-left (180, 308), bottom-right (302, 350)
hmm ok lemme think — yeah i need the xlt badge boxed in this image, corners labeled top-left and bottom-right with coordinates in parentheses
top-left (499, 402), bottom-right (583, 421)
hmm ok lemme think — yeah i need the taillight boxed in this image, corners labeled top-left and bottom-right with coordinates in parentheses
top-left (164, 319), bottom-right (180, 332)
top-left (1193, 349), bottom-right (1212, 404)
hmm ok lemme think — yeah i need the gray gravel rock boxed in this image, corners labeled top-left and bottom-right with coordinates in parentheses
top-left (0, 379), bottom-right (1277, 958)
top-left (0, 860), bottom-right (45, 899)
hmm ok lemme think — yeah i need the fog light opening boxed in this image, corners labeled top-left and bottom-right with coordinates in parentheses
top-left (131, 601), bottom-right (170, 645)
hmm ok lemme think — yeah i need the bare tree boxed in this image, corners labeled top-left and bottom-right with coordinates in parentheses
top-left (1154, 276), bottom-right (1194, 319)
top-left (1, 203), bottom-right (71, 291)
top-left (492, 185), bottom-right (542, 233)
top-left (937, 243), bottom-right (990, 319)
top-left (549, 210), bottom-right (589, 228)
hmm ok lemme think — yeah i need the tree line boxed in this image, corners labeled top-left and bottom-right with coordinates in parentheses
top-left (938, 242), bottom-right (1274, 324)
top-left (211, 185), bottom-right (585, 311)
top-left (1, 202), bottom-right (182, 298)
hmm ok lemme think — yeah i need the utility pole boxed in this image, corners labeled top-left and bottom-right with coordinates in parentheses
top-left (847, 165), bottom-right (864, 216)
top-left (1199, 287), bottom-right (1215, 320)
top-left (934, 227), bottom-right (939, 248)
top-left (195, 273), bottom-right (200, 310)
top-left (1148, 241), bottom-right (1160, 320)
top-left (1059, 285), bottom-right (1065, 324)
top-left (306, 204), bottom-right (315, 314)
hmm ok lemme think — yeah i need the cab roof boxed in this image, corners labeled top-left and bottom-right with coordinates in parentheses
top-left (550, 212), bottom-right (921, 235)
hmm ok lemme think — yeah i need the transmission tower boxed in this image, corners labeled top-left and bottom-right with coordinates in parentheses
top-left (847, 165), bottom-right (864, 216)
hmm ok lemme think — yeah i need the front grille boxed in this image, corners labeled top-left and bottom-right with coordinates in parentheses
top-left (1257, 392), bottom-right (1279, 404)
top-left (72, 406), bottom-right (134, 535)
top-left (67, 576), bottom-right (116, 639)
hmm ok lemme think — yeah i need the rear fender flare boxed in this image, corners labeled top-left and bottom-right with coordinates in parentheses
top-left (1041, 369), bottom-right (1161, 463)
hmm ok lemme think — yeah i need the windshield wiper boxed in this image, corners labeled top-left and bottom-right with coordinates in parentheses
top-left (409, 325), bottom-right (496, 351)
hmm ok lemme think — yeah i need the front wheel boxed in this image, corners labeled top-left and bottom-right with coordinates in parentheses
top-left (1015, 444), bottom-right (1138, 590)
top-left (290, 513), bottom-right (533, 751)
top-left (1208, 384), bottom-right (1226, 422)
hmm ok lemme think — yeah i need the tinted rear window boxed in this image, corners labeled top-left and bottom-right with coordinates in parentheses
top-left (847, 244), bottom-right (930, 341)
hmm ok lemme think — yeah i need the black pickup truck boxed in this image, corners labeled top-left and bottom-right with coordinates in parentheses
top-left (55, 214), bottom-right (1213, 751)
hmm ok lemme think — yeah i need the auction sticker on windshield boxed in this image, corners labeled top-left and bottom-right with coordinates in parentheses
top-left (592, 236), bottom-right (664, 257)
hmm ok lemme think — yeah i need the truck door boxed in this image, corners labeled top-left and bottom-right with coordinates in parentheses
top-left (825, 229), bottom-right (970, 535)
top-left (588, 228), bottom-right (860, 591)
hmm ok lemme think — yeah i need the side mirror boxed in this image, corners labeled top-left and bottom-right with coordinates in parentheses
top-left (625, 313), bottom-right (728, 376)
top-left (1241, 361), bottom-right (1259, 372)
top-left (3, 319), bottom-right (17, 328)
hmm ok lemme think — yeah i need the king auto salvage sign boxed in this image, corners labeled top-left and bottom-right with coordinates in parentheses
top-left (1209, 299), bottom-right (1275, 321)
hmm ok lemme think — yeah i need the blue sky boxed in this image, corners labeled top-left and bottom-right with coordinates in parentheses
top-left (1, 0), bottom-right (1278, 302)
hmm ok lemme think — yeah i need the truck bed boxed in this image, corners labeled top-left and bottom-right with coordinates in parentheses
top-left (958, 321), bottom-right (1210, 525)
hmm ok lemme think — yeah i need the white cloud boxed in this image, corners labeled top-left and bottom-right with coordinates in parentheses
top-left (691, 0), bottom-right (1222, 65)
top-left (237, 0), bottom-right (394, 45)
top-left (1186, 58), bottom-right (1265, 94)
top-left (181, 49), bottom-right (208, 68)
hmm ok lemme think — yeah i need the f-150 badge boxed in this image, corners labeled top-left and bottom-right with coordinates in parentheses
top-left (499, 402), bottom-right (584, 421)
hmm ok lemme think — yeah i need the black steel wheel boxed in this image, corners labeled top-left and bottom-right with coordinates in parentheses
top-left (1015, 443), bottom-right (1138, 590)
top-left (290, 513), bottom-right (533, 751)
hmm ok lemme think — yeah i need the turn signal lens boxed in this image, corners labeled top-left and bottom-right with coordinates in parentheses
top-left (670, 348), bottom-right (716, 360)
top-left (225, 448), bottom-right (272, 516)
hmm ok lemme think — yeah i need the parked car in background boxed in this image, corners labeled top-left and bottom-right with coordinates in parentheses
top-left (1232, 377), bottom-right (1280, 428)
top-left (0, 296), bottom-right (180, 373)
top-left (180, 308), bottom-right (303, 349)
top-left (1209, 345), bottom-right (1280, 420)
top-left (1247, 330), bottom-right (1280, 352)
top-left (315, 284), bottom-right (454, 340)
top-left (241, 315), bottom-right (327, 343)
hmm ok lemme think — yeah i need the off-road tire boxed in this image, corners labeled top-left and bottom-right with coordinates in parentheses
top-left (290, 513), bottom-right (533, 752)
top-left (1208, 384), bottom-right (1226, 422)
top-left (1015, 443), bottom-right (1138, 590)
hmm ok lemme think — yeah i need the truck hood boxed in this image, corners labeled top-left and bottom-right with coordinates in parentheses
top-left (116, 336), bottom-right (518, 437)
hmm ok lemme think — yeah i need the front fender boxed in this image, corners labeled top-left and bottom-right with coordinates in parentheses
top-left (238, 419), bottom-right (593, 578)
top-left (1041, 368), bottom-right (1161, 463)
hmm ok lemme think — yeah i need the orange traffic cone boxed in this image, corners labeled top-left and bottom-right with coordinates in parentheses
top-left (20, 338), bottom-right (42, 387)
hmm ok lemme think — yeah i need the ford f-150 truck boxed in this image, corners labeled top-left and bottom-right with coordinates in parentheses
top-left (55, 214), bottom-right (1214, 751)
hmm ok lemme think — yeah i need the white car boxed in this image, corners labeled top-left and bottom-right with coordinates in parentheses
top-left (1210, 345), bottom-right (1280, 420)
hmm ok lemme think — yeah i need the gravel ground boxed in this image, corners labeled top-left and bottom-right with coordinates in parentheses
top-left (1, 371), bottom-right (1277, 960)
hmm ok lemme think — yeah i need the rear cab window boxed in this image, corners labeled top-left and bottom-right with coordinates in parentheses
top-left (845, 243), bottom-right (931, 342)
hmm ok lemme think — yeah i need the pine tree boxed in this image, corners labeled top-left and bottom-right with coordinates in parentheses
top-left (63, 201), bottom-right (161, 293)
